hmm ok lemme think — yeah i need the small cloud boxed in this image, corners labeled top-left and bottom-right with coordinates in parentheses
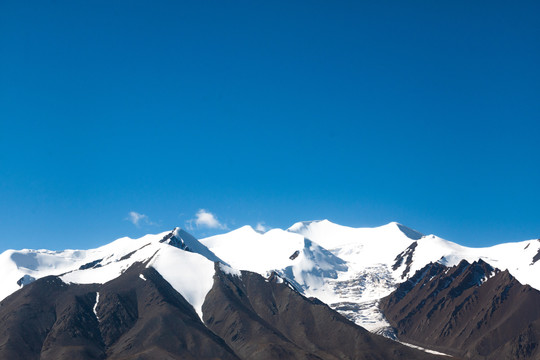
top-left (188, 209), bottom-right (227, 230)
top-left (126, 211), bottom-right (155, 227)
top-left (255, 222), bottom-right (267, 232)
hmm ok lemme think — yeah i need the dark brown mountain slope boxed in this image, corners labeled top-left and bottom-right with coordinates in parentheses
top-left (203, 265), bottom-right (445, 360)
top-left (0, 260), bottom-right (447, 360)
top-left (0, 263), bottom-right (238, 360)
top-left (0, 276), bottom-right (104, 360)
top-left (380, 259), bottom-right (540, 359)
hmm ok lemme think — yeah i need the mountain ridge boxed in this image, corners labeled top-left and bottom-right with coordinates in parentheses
top-left (380, 259), bottom-right (540, 359)
top-left (1, 220), bottom-right (539, 358)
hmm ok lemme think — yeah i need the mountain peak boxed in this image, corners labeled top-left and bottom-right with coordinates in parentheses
top-left (287, 219), bottom-right (326, 232)
top-left (159, 227), bottom-right (223, 263)
top-left (385, 222), bottom-right (423, 240)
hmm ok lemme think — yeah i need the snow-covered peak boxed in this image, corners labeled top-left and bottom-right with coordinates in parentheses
top-left (388, 222), bottom-right (423, 240)
top-left (200, 224), bottom-right (351, 304)
top-left (163, 227), bottom-right (224, 263)
top-left (287, 220), bottom-right (420, 270)
top-left (287, 219), bottom-right (327, 232)
top-left (393, 234), bottom-right (540, 290)
top-left (0, 227), bottom-right (224, 319)
top-left (278, 237), bottom-right (348, 301)
top-left (201, 227), bottom-right (307, 274)
top-left (288, 220), bottom-right (421, 251)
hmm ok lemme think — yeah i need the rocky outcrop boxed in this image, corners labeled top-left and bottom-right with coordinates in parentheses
top-left (380, 259), bottom-right (540, 359)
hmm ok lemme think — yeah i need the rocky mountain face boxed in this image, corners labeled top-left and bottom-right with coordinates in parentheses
top-left (0, 261), bottom-right (443, 360)
top-left (204, 265), bottom-right (444, 360)
top-left (380, 259), bottom-right (540, 359)
top-left (0, 262), bottom-right (238, 360)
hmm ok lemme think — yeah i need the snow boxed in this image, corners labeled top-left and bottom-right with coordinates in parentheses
top-left (288, 220), bottom-right (421, 261)
top-left (93, 292), bottom-right (100, 321)
top-left (172, 228), bottom-right (223, 263)
top-left (284, 220), bottom-right (421, 309)
top-left (278, 237), bottom-right (348, 300)
top-left (147, 246), bottom-right (215, 320)
top-left (219, 263), bottom-right (242, 277)
top-left (201, 226), bottom-right (350, 303)
top-left (201, 226), bottom-right (306, 274)
top-left (0, 248), bottom-right (91, 302)
top-left (400, 342), bottom-right (452, 357)
top-left (139, 274), bottom-right (147, 281)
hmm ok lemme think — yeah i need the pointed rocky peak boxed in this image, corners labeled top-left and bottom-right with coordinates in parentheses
top-left (266, 270), bottom-right (285, 284)
top-left (392, 241), bottom-right (419, 279)
top-left (450, 259), bottom-right (498, 288)
top-left (392, 259), bottom-right (500, 310)
top-left (379, 221), bottom-right (424, 240)
top-left (387, 259), bottom-right (501, 308)
top-left (418, 259), bottom-right (499, 300)
top-left (393, 222), bottom-right (424, 240)
top-left (390, 261), bottom-right (447, 303)
top-left (159, 227), bottom-right (224, 263)
top-left (265, 270), bottom-right (301, 293)
top-left (471, 258), bottom-right (497, 278)
top-left (160, 228), bottom-right (190, 251)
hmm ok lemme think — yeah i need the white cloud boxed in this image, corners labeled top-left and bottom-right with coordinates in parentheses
top-left (126, 211), bottom-right (154, 227)
top-left (255, 222), bottom-right (267, 232)
top-left (190, 209), bottom-right (227, 230)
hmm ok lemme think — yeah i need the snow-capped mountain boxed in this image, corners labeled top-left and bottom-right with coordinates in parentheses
top-left (0, 227), bottom-right (220, 319)
top-left (1, 220), bottom-right (539, 359)
top-left (201, 219), bottom-right (540, 335)
top-left (0, 224), bottom-right (446, 360)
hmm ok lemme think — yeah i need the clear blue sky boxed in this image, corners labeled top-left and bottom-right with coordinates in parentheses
top-left (1, 1), bottom-right (539, 252)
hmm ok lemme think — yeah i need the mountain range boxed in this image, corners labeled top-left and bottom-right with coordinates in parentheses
top-left (1, 220), bottom-right (539, 359)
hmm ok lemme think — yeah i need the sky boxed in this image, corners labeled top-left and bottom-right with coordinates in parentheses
top-left (1, 1), bottom-right (539, 252)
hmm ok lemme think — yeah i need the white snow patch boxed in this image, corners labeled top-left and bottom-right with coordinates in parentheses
top-left (139, 274), bottom-right (146, 281)
top-left (400, 342), bottom-right (453, 357)
top-left (219, 263), bottom-right (241, 277)
top-left (147, 247), bottom-right (215, 320)
top-left (93, 292), bottom-right (100, 321)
